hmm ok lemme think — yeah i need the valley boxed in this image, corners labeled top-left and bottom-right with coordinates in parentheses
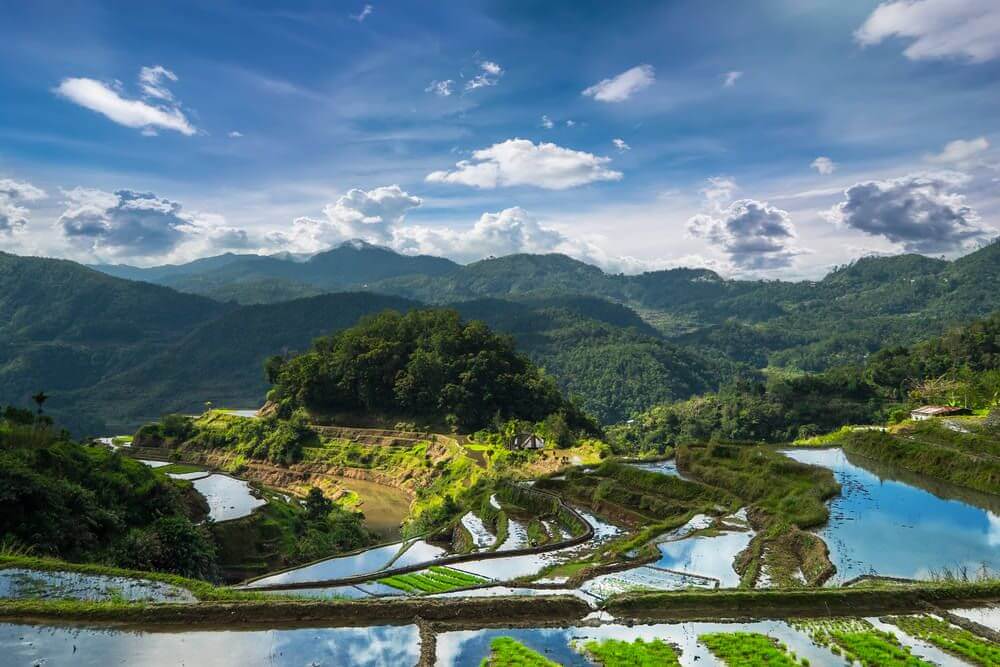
top-left (1, 247), bottom-right (998, 665)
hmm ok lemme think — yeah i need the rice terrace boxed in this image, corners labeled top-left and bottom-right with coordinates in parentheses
top-left (1, 0), bottom-right (1000, 665)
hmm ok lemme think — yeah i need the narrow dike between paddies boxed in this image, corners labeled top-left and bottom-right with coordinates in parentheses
top-left (238, 487), bottom-right (595, 592)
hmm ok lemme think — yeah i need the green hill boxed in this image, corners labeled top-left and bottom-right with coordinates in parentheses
top-left (94, 240), bottom-right (460, 304)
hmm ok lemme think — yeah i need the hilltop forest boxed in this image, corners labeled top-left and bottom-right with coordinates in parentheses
top-left (1, 238), bottom-right (998, 434)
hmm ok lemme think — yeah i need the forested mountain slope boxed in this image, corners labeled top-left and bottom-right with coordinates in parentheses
top-left (374, 242), bottom-right (1000, 370)
top-left (94, 241), bottom-right (459, 303)
top-left (1, 254), bottom-right (724, 432)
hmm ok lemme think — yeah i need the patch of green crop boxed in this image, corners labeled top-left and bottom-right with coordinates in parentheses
top-left (582, 637), bottom-right (681, 666)
top-left (378, 566), bottom-right (487, 594)
top-left (886, 614), bottom-right (1000, 666)
top-left (699, 632), bottom-right (804, 666)
top-left (793, 618), bottom-right (932, 666)
top-left (480, 637), bottom-right (560, 667)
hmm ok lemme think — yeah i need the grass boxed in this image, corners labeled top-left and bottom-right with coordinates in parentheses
top-left (583, 637), bottom-right (681, 666)
top-left (155, 463), bottom-right (208, 475)
top-left (677, 445), bottom-right (839, 529)
top-left (886, 614), bottom-right (1000, 666)
top-left (699, 632), bottom-right (804, 666)
top-left (606, 579), bottom-right (1000, 619)
top-left (480, 637), bottom-right (559, 667)
top-left (378, 566), bottom-right (488, 594)
top-left (793, 618), bottom-right (932, 666)
top-left (838, 421), bottom-right (1000, 495)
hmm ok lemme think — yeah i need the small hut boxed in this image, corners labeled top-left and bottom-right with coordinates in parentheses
top-left (508, 433), bottom-right (545, 450)
top-left (910, 405), bottom-right (970, 421)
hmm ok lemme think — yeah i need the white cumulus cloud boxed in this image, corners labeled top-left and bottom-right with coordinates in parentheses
top-left (541, 115), bottom-right (554, 129)
top-left (582, 64), bottom-right (655, 102)
top-left (925, 137), bottom-right (990, 164)
top-left (856, 0), bottom-right (1000, 63)
top-left (0, 178), bottom-right (46, 233)
top-left (57, 188), bottom-right (251, 260)
top-left (723, 70), bottom-right (743, 87)
top-left (811, 156), bottom-right (837, 175)
top-left (688, 200), bottom-right (801, 271)
top-left (613, 138), bottom-right (631, 152)
top-left (824, 172), bottom-right (995, 253)
top-left (55, 66), bottom-right (196, 136)
top-left (275, 185), bottom-right (422, 252)
top-left (426, 138), bottom-right (622, 190)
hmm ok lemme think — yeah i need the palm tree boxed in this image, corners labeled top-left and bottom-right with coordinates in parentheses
top-left (31, 391), bottom-right (48, 416)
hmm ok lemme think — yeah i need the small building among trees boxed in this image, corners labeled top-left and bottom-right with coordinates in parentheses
top-left (910, 405), bottom-right (970, 421)
top-left (508, 433), bottom-right (545, 450)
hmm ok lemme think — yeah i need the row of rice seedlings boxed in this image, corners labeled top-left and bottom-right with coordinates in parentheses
top-left (428, 566), bottom-right (487, 586)
top-left (379, 566), bottom-right (487, 594)
top-left (481, 637), bottom-right (559, 667)
top-left (792, 618), bottom-right (932, 666)
top-left (581, 637), bottom-right (682, 666)
top-left (699, 632), bottom-right (807, 666)
top-left (886, 614), bottom-right (1000, 667)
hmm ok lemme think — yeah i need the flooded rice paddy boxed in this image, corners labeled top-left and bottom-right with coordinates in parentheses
top-left (0, 623), bottom-right (420, 666)
top-left (5, 612), bottom-right (993, 666)
top-left (781, 447), bottom-right (999, 583)
top-left (0, 569), bottom-right (195, 603)
top-left (627, 458), bottom-right (682, 478)
top-left (191, 474), bottom-right (267, 522)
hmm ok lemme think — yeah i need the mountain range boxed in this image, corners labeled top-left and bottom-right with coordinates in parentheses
top-left (2, 239), bottom-right (997, 434)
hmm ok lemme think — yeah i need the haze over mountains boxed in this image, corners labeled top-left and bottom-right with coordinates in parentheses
top-left (3, 239), bottom-right (998, 434)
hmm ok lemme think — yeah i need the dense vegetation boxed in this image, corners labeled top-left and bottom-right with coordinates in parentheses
top-left (267, 309), bottom-right (596, 433)
top-left (612, 311), bottom-right (1000, 450)
top-left (5, 241), bottom-right (1000, 433)
top-left (833, 420), bottom-right (1000, 495)
top-left (94, 240), bottom-right (459, 301)
top-left (0, 407), bottom-right (216, 578)
top-left (371, 242), bottom-right (1000, 372)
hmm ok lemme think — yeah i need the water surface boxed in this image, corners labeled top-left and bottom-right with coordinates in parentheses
top-left (192, 474), bottom-right (266, 522)
top-left (244, 542), bottom-right (403, 588)
top-left (654, 527), bottom-right (754, 588)
top-left (332, 475), bottom-right (411, 540)
top-left (627, 459), bottom-right (682, 478)
top-left (0, 623), bottom-right (420, 666)
top-left (781, 447), bottom-right (999, 582)
top-left (0, 569), bottom-right (194, 603)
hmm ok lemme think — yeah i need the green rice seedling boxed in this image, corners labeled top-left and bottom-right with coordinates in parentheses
top-left (378, 566), bottom-right (488, 594)
top-left (429, 566), bottom-right (487, 586)
top-left (480, 637), bottom-right (560, 666)
top-left (793, 618), bottom-right (932, 666)
top-left (698, 632), bottom-right (802, 666)
top-left (582, 637), bottom-right (681, 666)
top-left (886, 615), bottom-right (1000, 666)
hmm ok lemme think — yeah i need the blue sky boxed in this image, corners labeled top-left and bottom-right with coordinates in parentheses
top-left (0, 0), bottom-right (998, 277)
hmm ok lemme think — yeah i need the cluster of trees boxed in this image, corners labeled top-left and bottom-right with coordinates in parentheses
top-left (612, 312), bottom-right (1000, 451)
top-left (0, 406), bottom-right (217, 578)
top-left (290, 487), bottom-right (371, 562)
top-left (266, 309), bottom-right (597, 434)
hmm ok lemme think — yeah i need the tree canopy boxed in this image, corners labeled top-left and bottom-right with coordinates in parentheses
top-left (267, 309), bottom-right (595, 432)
